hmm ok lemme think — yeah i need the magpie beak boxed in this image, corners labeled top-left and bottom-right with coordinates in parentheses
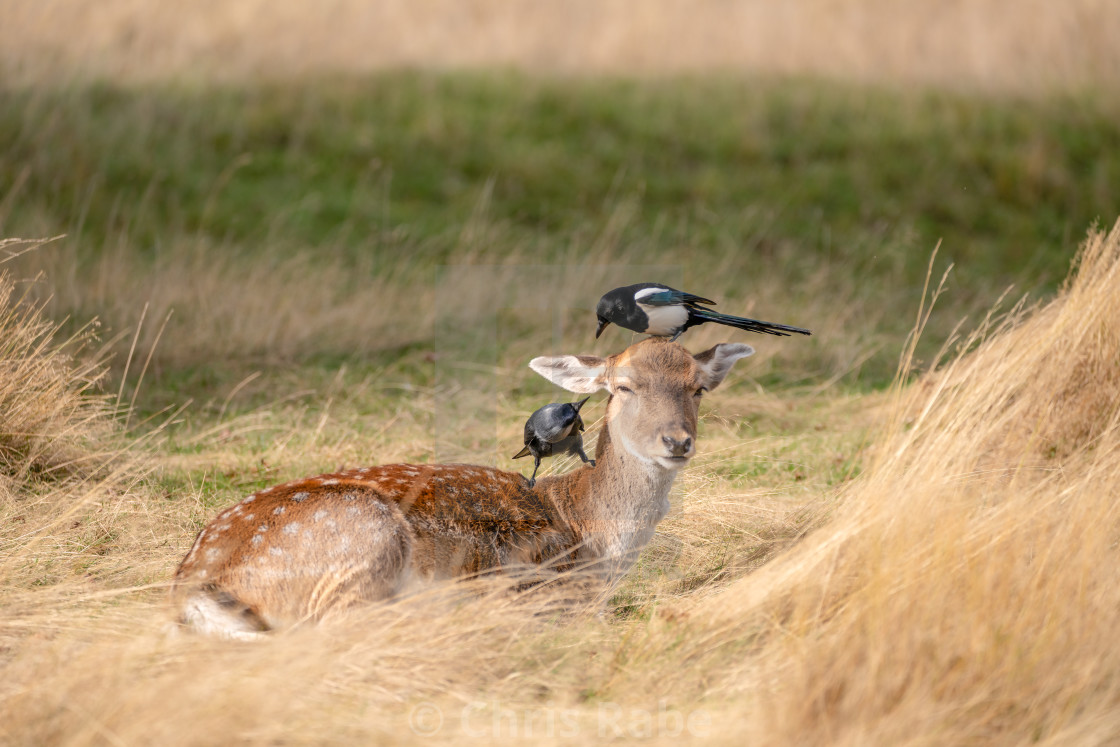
top-left (595, 318), bottom-right (610, 338)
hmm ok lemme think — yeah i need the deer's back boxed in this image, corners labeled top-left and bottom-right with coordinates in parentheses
top-left (173, 463), bottom-right (579, 625)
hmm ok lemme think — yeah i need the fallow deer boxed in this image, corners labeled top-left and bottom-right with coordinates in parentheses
top-left (172, 337), bottom-right (754, 638)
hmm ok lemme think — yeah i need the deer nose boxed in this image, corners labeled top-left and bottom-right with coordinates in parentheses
top-left (662, 434), bottom-right (693, 457)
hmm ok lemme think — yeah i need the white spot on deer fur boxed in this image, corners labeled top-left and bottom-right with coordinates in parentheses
top-left (231, 505), bottom-right (243, 515)
top-left (261, 486), bottom-right (273, 493)
top-left (251, 534), bottom-right (263, 547)
top-left (283, 522), bottom-right (301, 535)
top-left (244, 495), bottom-right (256, 504)
top-left (292, 492), bottom-right (309, 502)
top-left (197, 569), bottom-right (207, 579)
top-left (313, 510), bottom-right (329, 521)
top-left (269, 547), bottom-right (285, 557)
top-left (217, 524), bottom-right (231, 533)
top-left (347, 506), bottom-right (362, 517)
top-left (245, 513), bottom-right (255, 521)
top-left (322, 479), bottom-right (339, 486)
top-left (273, 506), bottom-right (285, 516)
top-left (257, 524), bottom-right (269, 533)
top-left (204, 548), bottom-right (222, 562)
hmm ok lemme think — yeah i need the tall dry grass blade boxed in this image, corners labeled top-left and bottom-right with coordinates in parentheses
top-left (115, 301), bottom-right (147, 416)
top-left (125, 308), bottom-right (172, 429)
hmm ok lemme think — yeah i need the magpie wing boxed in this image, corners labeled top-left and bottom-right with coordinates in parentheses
top-left (638, 289), bottom-right (717, 308)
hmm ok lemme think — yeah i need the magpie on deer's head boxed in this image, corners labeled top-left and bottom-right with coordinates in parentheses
top-left (595, 282), bottom-right (811, 342)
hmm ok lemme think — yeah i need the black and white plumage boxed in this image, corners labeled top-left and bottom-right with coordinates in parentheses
top-left (512, 397), bottom-right (595, 488)
top-left (595, 282), bottom-right (812, 342)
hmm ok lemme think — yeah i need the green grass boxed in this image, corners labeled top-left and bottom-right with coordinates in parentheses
top-left (5, 73), bottom-right (1118, 276)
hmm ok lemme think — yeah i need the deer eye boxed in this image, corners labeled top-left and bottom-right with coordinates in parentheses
top-left (616, 385), bottom-right (634, 395)
top-left (694, 387), bottom-right (707, 398)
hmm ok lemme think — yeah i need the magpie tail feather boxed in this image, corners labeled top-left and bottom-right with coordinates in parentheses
top-left (692, 309), bottom-right (811, 337)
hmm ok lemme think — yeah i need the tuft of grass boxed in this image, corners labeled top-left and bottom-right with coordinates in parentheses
top-left (0, 238), bottom-right (115, 481)
top-left (0, 238), bottom-right (168, 609)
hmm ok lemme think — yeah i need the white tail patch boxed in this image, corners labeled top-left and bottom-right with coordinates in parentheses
top-left (180, 594), bottom-right (265, 641)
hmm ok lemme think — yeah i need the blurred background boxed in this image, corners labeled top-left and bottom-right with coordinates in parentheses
top-left (5, 0), bottom-right (1119, 90)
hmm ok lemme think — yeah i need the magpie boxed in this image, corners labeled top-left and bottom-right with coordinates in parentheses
top-left (595, 282), bottom-right (812, 342)
top-left (512, 397), bottom-right (595, 488)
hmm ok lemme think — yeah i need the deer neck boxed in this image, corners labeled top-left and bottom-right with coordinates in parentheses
top-left (542, 420), bottom-right (678, 578)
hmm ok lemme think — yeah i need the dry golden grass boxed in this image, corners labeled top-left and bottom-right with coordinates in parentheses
top-left (0, 238), bottom-right (115, 481)
top-left (9, 218), bottom-right (879, 391)
top-left (702, 219), bottom-right (1120, 744)
top-left (1, 220), bottom-right (1119, 743)
top-left (3, 0), bottom-right (1119, 93)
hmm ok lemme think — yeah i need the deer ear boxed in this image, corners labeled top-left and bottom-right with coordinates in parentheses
top-left (529, 355), bottom-right (608, 393)
top-left (693, 343), bottom-right (754, 391)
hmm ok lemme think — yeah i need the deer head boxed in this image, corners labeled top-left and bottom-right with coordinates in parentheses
top-left (529, 338), bottom-right (754, 470)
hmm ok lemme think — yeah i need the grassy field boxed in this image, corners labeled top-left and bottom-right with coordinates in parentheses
top-left (3, 23), bottom-right (1120, 746)
top-left (4, 74), bottom-right (1118, 390)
